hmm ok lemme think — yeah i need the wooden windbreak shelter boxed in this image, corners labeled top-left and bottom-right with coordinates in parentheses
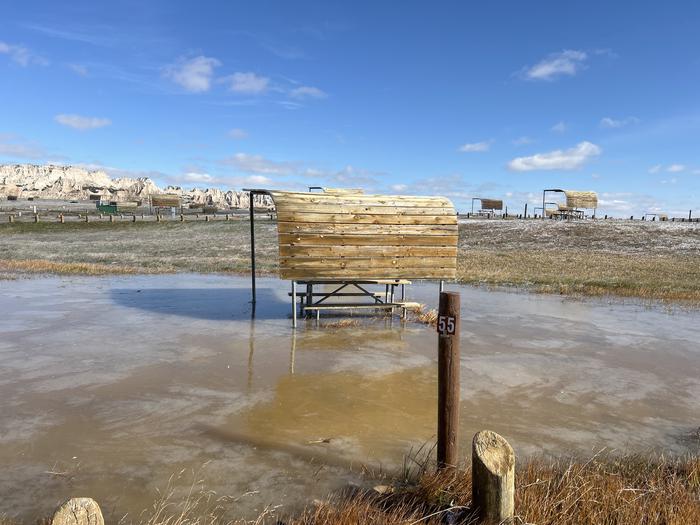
top-left (245, 189), bottom-right (458, 326)
top-left (542, 189), bottom-right (597, 219)
top-left (471, 198), bottom-right (504, 215)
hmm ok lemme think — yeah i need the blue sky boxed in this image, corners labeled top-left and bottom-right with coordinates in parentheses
top-left (1, 1), bottom-right (699, 216)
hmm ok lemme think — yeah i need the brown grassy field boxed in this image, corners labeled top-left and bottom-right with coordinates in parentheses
top-left (118, 453), bottom-right (699, 525)
top-left (1, 218), bottom-right (699, 303)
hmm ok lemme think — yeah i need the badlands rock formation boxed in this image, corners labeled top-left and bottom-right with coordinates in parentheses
top-left (0, 164), bottom-right (271, 208)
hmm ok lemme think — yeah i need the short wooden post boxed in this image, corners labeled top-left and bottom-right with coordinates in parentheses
top-left (85, 215), bottom-right (89, 223)
top-left (472, 430), bottom-right (515, 524)
top-left (132, 214), bottom-right (136, 222)
top-left (180, 214), bottom-right (184, 222)
top-left (225, 214), bottom-right (230, 221)
top-left (59, 214), bottom-right (64, 223)
top-left (110, 214), bottom-right (114, 223)
top-left (205, 215), bottom-right (210, 222)
top-left (156, 214), bottom-right (161, 222)
top-left (8, 215), bottom-right (14, 223)
top-left (34, 214), bottom-right (39, 223)
top-left (437, 291), bottom-right (460, 469)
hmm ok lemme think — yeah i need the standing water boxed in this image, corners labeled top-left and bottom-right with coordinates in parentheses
top-left (0, 274), bottom-right (698, 522)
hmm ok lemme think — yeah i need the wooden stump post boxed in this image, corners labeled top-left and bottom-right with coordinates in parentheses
top-left (472, 430), bottom-right (515, 524)
top-left (34, 214), bottom-right (39, 223)
top-left (437, 291), bottom-right (460, 469)
top-left (132, 214), bottom-right (136, 222)
top-left (51, 497), bottom-right (103, 525)
top-left (9, 215), bottom-right (14, 223)
top-left (109, 214), bottom-right (114, 223)
top-left (180, 214), bottom-right (184, 222)
top-left (59, 214), bottom-right (64, 223)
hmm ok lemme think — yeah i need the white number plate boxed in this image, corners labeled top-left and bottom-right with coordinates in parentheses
top-left (437, 315), bottom-right (456, 335)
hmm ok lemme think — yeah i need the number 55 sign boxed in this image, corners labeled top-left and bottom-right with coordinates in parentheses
top-left (437, 315), bottom-right (456, 335)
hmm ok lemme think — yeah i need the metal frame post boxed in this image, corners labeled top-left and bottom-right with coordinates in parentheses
top-left (249, 191), bottom-right (256, 304)
top-left (439, 280), bottom-right (445, 293)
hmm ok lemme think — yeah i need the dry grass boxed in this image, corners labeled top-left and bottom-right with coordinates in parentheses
top-left (0, 258), bottom-right (147, 276)
top-left (407, 305), bottom-right (438, 327)
top-left (127, 454), bottom-right (699, 525)
top-left (457, 250), bottom-right (700, 303)
top-left (285, 453), bottom-right (700, 525)
top-left (1, 219), bottom-right (699, 303)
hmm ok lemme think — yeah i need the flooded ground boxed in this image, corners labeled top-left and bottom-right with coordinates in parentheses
top-left (1, 274), bottom-right (698, 522)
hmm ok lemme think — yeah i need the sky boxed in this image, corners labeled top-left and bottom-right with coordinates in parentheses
top-left (1, 1), bottom-right (699, 216)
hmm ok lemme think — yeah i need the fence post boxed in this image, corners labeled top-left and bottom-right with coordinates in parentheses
top-left (472, 430), bottom-right (515, 524)
top-left (437, 291), bottom-right (460, 469)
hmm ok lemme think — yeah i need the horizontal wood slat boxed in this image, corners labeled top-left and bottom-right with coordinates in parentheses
top-left (277, 211), bottom-right (457, 225)
top-left (279, 245), bottom-right (458, 257)
top-left (278, 233), bottom-right (458, 246)
top-left (278, 222), bottom-right (457, 235)
top-left (277, 204), bottom-right (456, 216)
top-left (279, 256), bottom-right (456, 269)
top-left (268, 190), bottom-right (457, 280)
top-left (281, 268), bottom-right (457, 279)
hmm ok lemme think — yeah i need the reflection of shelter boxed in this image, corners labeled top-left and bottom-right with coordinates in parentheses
top-left (245, 188), bottom-right (458, 326)
top-left (471, 198), bottom-right (503, 216)
top-left (542, 189), bottom-right (597, 220)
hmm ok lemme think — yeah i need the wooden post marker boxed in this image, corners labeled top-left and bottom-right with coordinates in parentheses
top-left (437, 291), bottom-right (460, 469)
top-left (472, 430), bottom-right (515, 524)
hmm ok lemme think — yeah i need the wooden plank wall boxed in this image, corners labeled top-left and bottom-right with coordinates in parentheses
top-left (269, 191), bottom-right (458, 279)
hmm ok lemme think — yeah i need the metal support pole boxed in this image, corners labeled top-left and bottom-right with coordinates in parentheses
top-left (437, 291), bottom-right (460, 469)
top-left (439, 280), bottom-right (445, 293)
top-left (306, 283), bottom-right (312, 318)
top-left (249, 191), bottom-right (256, 304)
top-left (524, 202), bottom-right (528, 218)
top-left (542, 190), bottom-right (546, 220)
top-left (291, 281), bottom-right (297, 328)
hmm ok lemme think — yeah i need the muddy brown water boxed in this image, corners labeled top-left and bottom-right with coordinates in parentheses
top-left (1, 275), bottom-right (698, 522)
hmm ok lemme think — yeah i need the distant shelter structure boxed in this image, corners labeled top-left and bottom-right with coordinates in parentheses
top-left (471, 197), bottom-right (504, 216)
top-left (542, 189), bottom-right (598, 219)
top-left (244, 188), bottom-right (458, 326)
top-left (150, 193), bottom-right (182, 215)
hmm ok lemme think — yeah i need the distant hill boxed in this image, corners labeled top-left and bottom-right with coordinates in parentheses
top-left (0, 164), bottom-right (270, 208)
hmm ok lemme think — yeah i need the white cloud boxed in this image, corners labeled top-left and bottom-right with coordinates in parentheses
top-left (551, 121), bottom-right (567, 133)
top-left (666, 164), bottom-right (685, 173)
top-left (164, 55), bottom-right (221, 93)
top-left (458, 140), bottom-right (491, 152)
top-left (289, 85), bottom-right (328, 99)
top-left (507, 141), bottom-right (601, 171)
top-left (513, 136), bottom-right (534, 146)
top-left (54, 114), bottom-right (112, 130)
top-left (660, 178), bottom-right (678, 185)
top-left (523, 50), bottom-right (587, 81)
top-left (391, 184), bottom-right (408, 192)
top-left (183, 172), bottom-right (214, 183)
top-left (0, 41), bottom-right (48, 67)
top-left (600, 116), bottom-right (640, 128)
top-left (648, 164), bottom-right (662, 174)
top-left (0, 134), bottom-right (47, 159)
top-left (228, 72), bottom-right (269, 94)
top-left (222, 153), bottom-right (295, 175)
top-left (228, 128), bottom-right (248, 140)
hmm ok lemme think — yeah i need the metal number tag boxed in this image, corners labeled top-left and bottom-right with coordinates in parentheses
top-left (437, 315), bottom-right (456, 335)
